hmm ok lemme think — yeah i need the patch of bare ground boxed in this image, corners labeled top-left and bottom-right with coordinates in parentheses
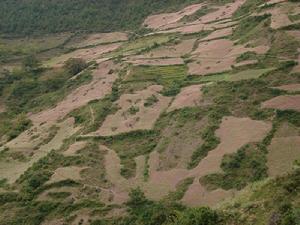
top-left (287, 30), bottom-right (300, 41)
top-left (197, 0), bottom-right (246, 24)
top-left (200, 27), bottom-right (234, 41)
top-left (94, 85), bottom-right (172, 136)
top-left (234, 59), bottom-right (258, 67)
top-left (143, 4), bottom-right (204, 29)
top-left (273, 83), bottom-right (300, 92)
top-left (46, 43), bottom-right (122, 67)
top-left (30, 61), bottom-right (118, 125)
top-left (68, 32), bottom-right (128, 48)
top-left (125, 57), bottom-right (184, 66)
top-left (167, 84), bottom-right (203, 112)
top-left (0, 118), bottom-right (80, 183)
top-left (267, 123), bottom-right (300, 177)
top-left (46, 166), bottom-right (87, 184)
top-left (262, 95), bottom-right (300, 112)
top-left (188, 39), bottom-right (269, 75)
top-left (156, 117), bottom-right (207, 170)
top-left (256, 2), bottom-right (298, 29)
top-left (103, 117), bottom-right (271, 206)
top-left (144, 39), bottom-right (196, 58)
top-left (63, 141), bottom-right (87, 156)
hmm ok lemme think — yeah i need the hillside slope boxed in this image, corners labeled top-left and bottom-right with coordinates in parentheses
top-left (0, 0), bottom-right (300, 224)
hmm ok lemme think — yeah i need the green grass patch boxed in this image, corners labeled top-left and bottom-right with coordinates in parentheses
top-left (126, 64), bottom-right (188, 96)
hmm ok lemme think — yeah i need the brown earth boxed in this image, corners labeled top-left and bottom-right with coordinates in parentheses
top-left (262, 95), bottom-right (300, 112)
top-left (46, 166), bottom-right (87, 184)
top-left (45, 43), bottom-right (122, 67)
top-left (103, 116), bottom-right (271, 206)
top-left (0, 118), bottom-right (80, 183)
top-left (30, 60), bottom-right (118, 125)
top-left (68, 32), bottom-right (128, 48)
top-left (94, 85), bottom-right (172, 136)
top-left (143, 3), bottom-right (204, 29)
top-left (167, 84), bottom-right (204, 112)
top-left (63, 141), bottom-right (87, 156)
top-left (188, 39), bottom-right (269, 75)
top-left (273, 83), bottom-right (300, 92)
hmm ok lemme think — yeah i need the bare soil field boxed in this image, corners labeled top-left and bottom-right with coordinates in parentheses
top-left (45, 43), bottom-right (122, 67)
top-left (167, 84), bottom-right (203, 112)
top-left (0, 118), bottom-right (80, 183)
top-left (197, 0), bottom-right (246, 24)
top-left (292, 49), bottom-right (300, 73)
top-left (200, 27), bottom-right (234, 41)
top-left (31, 61), bottom-right (118, 125)
top-left (63, 141), bottom-right (87, 156)
top-left (181, 116), bottom-right (271, 206)
top-left (94, 85), bottom-right (172, 136)
top-left (188, 39), bottom-right (269, 75)
top-left (267, 136), bottom-right (300, 177)
top-left (262, 95), bottom-right (300, 112)
top-left (46, 166), bottom-right (87, 184)
top-left (143, 39), bottom-right (196, 58)
top-left (143, 3), bottom-right (204, 29)
top-left (66, 32), bottom-right (128, 49)
top-left (273, 83), bottom-right (300, 92)
top-left (102, 116), bottom-right (271, 206)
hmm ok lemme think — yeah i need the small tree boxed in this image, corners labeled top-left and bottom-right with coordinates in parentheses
top-left (64, 58), bottom-right (88, 75)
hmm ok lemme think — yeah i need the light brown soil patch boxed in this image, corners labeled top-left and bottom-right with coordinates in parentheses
top-left (292, 49), bottom-right (300, 73)
top-left (273, 83), bottom-right (300, 92)
top-left (46, 166), bottom-right (87, 184)
top-left (267, 136), bottom-right (300, 177)
top-left (188, 39), bottom-right (269, 75)
top-left (103, 117), bottom-right (271, 206)
top-left (198, 0), bottom-right (246, 24)
top-left (156, 118), bottom-right (206, 170)
top-left (0, 118), bottom-right (80, 183)
top-left (287, 30), bottom-right (300, 41)
top-left (181, 116), bottom-right (271, 206)
top-left (143, 39), bottom-right (196, 58)
top-left (31, 61), bottom-right (118, 125)
top-left (46, 43), bottom-right (122, 67)
top-left (63, 141), bottom-right (87, 156)
top-left (167, 84), bottom-right (203, 112)
top-left (70, 32), bottom-right (128, 48)
top-left (234, 60), bottom-right (258, 67)
top-left (126, 57), bottom-right (184, 66)
top-left (143, 4), bottom-right (204, 29)
top-left (94, 85), bottom-right (171, 136)
top-left (200, 27), bottom-right (234, 41)
top-left (38, 186), bottom-right (79, 201)
top-left (262, 95), bottom-right (300, 112)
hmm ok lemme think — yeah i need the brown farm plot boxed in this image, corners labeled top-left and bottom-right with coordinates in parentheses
top-left (94, 85), bottom-right (172, 136)
top-left (262, 95), bottom-right (300, 112)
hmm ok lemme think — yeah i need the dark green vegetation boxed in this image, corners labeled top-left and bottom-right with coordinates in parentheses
top-left (0, 0), bottom-right (200, 35)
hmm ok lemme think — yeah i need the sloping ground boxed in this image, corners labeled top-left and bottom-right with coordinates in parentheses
top-left (167, 84), bottom-right (204, 112)
top-left (267, 123), bottom-right (300, 177)
top-left (188, 39), bottom-right (269, 75)
top-left (45, 43), bottom-right (122, 67)
top-left (181, 116), bottom-right (271, 206)
top-left (262, 95), bottom-right (300, 112)
top-left (66, 32), bottom-right (128, 49)
top-left (94, 85), bottom-right (171, 136)
top-left (102, 116), bottom-right (271, 206)
top-left (273, 83), bottom-right (300, 92)
top-left (31, 60), bottom-right (118, 124)
top-left (143, 3), bottom-right (204, 29)
top-left (0, 118), bottom-right (79, 183)
top-left (125, 57), bottom-right (184, 66)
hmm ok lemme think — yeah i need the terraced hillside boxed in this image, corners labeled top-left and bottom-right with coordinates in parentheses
top-left (0, 0), bottom-right (300, 224)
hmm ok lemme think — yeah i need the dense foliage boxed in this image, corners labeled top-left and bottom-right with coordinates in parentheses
top-left (0, 0), bottom-right (199, 35)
